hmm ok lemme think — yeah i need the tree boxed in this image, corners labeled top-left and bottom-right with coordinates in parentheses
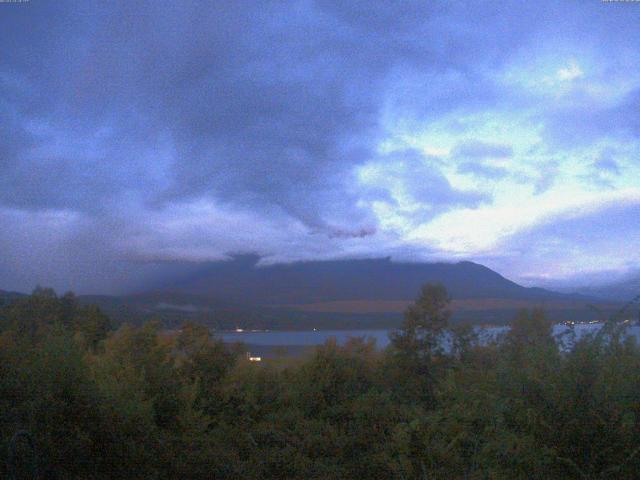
top-left (390, 283), bottom-right (451, 361)
top-left (388, 283), bottom-right (451, 404)
top-left (505, 308), bottom-right (554, 352)
top-left (74, 305), bottom-right (112, 351)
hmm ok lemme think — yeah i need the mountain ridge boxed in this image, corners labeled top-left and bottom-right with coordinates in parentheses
top-left (158, 255), bottom-right (590, 304)
top-left (1, 259), bottom-right (616, 330)
top-left (573, 274), bottom-right (640, 302)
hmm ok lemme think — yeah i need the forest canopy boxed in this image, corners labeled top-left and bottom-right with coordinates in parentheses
top-left (2, 286), bottom-right (640, 479)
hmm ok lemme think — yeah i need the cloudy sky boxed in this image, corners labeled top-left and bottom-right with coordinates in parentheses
top-left (2, 0), bottom-right (640, 294)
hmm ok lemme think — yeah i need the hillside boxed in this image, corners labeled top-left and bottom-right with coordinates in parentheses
top-left (115, 256), bottom-right (608, 329)
top-left (161, 255), bottom-right (579, 305)
top-left (574, 275), bottom-right (640, 302)
top-left (2, 259), bottom-right (615, 330)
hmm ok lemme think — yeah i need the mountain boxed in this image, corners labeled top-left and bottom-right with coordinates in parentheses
top-left (1, 259), bottom-right (614, 330)
top-left (575, 275), bottom-right (640, 302)
top-left (111, 255), bottom-right (609, 329)
top-left (159, 255), bottom-right (582, 305)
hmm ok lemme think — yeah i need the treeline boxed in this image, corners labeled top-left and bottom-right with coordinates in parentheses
top-left (2, 285), bottom-right (640, 479)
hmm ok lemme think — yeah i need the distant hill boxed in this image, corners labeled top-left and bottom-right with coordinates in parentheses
top-left (0, 289), bottom-right (26, 305)
top-left (574, 275), bottom-right (640, 302)
top-left (160, 255), bottom-right (584, 305)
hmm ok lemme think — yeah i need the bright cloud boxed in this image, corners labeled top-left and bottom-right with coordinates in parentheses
top-left (557, 61), bottom-right (584, 81)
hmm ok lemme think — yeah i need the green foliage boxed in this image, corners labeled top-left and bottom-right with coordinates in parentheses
top-left (0, 288), bottom-right (111, 349)
top-left (391, 283), bottom-right (452, 359)
top-left (3, 287), bottom-right (640, 478)
top-left (388, 283), bottom-right (453, 405)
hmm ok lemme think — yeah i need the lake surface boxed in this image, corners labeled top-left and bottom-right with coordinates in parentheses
top-left (220, 329), bottom-right (396, 348)
top-left (219, 322), bottom-right (640, 350)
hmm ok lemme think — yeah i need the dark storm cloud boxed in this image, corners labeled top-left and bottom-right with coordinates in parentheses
top-left (1, 0), bottom-right (640, 292)
top-left (3, 0), bottom-right (387, 231)
top-left (0, 0), bottom-right (544, 221)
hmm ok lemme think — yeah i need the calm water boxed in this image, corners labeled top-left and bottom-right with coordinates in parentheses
top-left (219, 323), bottom-right (640, 349)
top-left (220, 329), bottom-right (395, 348)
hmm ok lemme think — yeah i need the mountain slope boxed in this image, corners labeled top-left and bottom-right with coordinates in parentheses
top-left (160, 255), bottom-right (583, 305)
top-left (575, 275), bottom-right (640, 302)
top-left (2, 260), bottom-right (609, 330)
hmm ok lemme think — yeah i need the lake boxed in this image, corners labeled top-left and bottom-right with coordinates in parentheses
top-left (219, 322), bottom-right (640, 352)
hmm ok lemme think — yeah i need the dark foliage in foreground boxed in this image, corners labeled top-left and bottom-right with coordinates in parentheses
top-left (2, 286), bottom-right (640, 479)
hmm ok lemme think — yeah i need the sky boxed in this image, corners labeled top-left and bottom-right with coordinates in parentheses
top-left (1, 0), bottom-right (640, 294)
